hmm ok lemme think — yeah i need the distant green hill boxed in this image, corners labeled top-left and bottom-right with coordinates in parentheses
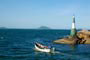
top-left (38, 26), bottom-right (51, 29)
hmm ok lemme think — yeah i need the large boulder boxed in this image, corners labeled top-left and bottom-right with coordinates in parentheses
top-left (53, 30), bottom-right (90, 44)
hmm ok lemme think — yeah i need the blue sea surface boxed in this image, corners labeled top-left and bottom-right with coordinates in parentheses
top-left (0, 29), bottom-right (90, 60)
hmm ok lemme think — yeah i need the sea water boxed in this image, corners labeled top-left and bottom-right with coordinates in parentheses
top-left (0, 29), bottom-right (90, 60)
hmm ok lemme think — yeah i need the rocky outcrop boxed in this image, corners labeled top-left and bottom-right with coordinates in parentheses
top-left (77, 30), bottom-right (90, 39)
top-left (53, 30), bottom-right (90, 44)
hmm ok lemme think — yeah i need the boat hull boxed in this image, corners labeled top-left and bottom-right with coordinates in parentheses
top-left (35, 45), bottom-right (51, 52)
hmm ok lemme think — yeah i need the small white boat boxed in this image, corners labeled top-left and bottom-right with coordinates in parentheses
top-left (35, 42), bottom-right (55, 53)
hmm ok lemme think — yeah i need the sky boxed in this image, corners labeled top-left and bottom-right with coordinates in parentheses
top-left (0, 0), bottom-right (90, 29)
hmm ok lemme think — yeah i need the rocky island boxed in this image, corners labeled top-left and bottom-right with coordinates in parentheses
top-left (54, 30), bottom-right (90, 44)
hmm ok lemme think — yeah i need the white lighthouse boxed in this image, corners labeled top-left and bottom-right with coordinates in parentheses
top-left (70, 15), bottom-right (77, 37)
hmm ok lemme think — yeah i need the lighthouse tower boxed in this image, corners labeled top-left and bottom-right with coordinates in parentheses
top-left (70, 15), bottom-right (77, 37)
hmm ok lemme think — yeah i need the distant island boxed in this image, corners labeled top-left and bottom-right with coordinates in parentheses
top-left (38, 26), bottom-right (51, 29)
top-left (0, 27), bottom-right (7, 29)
